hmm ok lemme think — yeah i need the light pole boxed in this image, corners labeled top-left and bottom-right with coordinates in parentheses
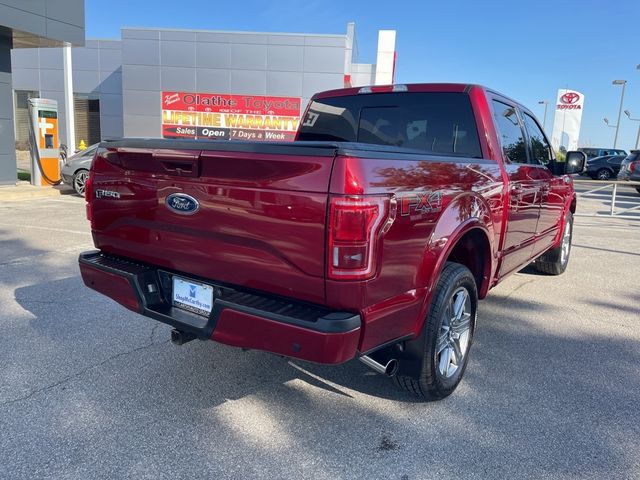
top-left (604, 118), bottom-right (618, 147)
top-left (625, 110), bottom-right (640, 150)
top-left (612, 80), bottom-right (627, 148)
top-left (538, 100), bottom-right (549, 131)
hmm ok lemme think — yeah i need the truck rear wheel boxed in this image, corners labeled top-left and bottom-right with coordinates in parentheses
top-left (533, 212), bottom-right (573, 275)
top-left (393, 262), bottom-right (477, 401)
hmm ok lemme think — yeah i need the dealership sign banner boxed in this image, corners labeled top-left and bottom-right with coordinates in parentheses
top-left (161, 91), bottom-right (302, 141)
top-left (550, 89), bottom-right (585, 153)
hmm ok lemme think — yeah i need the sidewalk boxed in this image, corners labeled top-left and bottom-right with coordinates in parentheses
top-left (0, 181), bottom-right (72, 201)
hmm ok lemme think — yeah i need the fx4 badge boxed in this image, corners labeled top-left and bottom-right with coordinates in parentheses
top-left (400, 191), bottom-right (443, 216)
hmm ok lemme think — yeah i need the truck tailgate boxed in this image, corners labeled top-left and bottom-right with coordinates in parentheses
top-left (89, 140), bottom-right (338, 305)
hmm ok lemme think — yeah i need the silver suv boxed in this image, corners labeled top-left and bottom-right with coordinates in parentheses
top-left (617, 150), bottom-right (640, 194)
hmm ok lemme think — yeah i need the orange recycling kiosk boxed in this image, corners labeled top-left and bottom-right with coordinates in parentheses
top-left (28, 98), bottom-right (61, 186)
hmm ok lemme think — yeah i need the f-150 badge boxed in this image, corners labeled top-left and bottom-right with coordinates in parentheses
top-left (95, 189), bottom-right (121, 199)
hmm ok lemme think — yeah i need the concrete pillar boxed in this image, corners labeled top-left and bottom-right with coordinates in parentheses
top-left (0, 29), bottom-right (16, 185)
top-left (62, 44), bottom-right (75, 151)
top-left (344, 22), bottom-right (355, 87)
top-left (374, 30), bottom-right (396, 86)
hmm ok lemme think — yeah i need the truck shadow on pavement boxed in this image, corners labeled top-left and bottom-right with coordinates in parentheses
top-left (7, 274), bottom-right (640, 478)
top-left (0, 228), bottom-right (50, 268)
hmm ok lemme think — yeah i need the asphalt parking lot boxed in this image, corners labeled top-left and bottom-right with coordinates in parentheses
top-left (1, 193), bottom-right (639, 480)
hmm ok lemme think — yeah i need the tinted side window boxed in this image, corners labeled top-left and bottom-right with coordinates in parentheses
top-left (492, 100), bottom-right (527, 164)
top-left (298, 92), bottom-right (482, 158)
top-left (523, 113), bottom-right (552, 165)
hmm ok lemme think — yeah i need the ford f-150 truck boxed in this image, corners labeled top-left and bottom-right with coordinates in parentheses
top-left (79, 84), bottom-right (585, 400)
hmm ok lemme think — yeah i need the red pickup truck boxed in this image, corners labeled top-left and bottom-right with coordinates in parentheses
top-left (79, 84), bottom-right (585, 400)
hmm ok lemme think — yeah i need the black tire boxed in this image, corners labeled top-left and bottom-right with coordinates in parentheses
top-left (393, 262), bottom-right (477, 401)
top-left (596, 169), bottom-right (611, 180)
top-left (72, 169), bottom-right (89, 197)
top-left (534, 211), bottom-right (573, 275)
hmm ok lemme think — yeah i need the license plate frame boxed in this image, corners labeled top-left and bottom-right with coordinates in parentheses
top-left (172, 276), bottom-right (214, 317)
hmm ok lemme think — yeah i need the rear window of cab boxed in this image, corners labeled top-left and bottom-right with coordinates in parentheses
top-left (297, 92), bottom-right (483, 158)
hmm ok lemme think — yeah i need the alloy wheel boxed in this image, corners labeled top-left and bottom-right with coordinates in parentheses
top-left (74, 171), bottom-right (88, 196)
top-left (560, 219), bottom-right (571, 265)
top-left (436, 287), bottom-right (472, 379)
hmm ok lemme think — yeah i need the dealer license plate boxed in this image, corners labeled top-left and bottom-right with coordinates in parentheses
top-left (172, 276), bottom-right (214, 316)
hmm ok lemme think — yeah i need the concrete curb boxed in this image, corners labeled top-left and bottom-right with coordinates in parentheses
top-left (0, 182), bottom-right (72, 201)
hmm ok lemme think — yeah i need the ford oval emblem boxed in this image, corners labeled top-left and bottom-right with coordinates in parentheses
top-left (165, 193), bottom-right (200, 215)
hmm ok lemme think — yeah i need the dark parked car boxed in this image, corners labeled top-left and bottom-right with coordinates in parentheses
top-left (580, 147), bottom-right (627, 160)
top-left (617, 150), bottom-right (640, 194)
top-left (60, 143), bottom-right (98, 196)
top-left (585, 155), bottom-right (626, 180)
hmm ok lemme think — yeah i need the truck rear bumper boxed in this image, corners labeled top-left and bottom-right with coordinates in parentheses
top-left (79, 251), bottom-right (361, 364)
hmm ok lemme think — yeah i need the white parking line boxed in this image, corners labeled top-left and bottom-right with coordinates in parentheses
top-left (0, 244), bottom-right (93, 267)
top-left (44, 198), bottom-right (84, 204)
top-left (0, 223), bottom-right (91, 236)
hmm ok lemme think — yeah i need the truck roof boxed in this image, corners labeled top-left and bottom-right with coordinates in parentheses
top-left (313, 83), bottom-right (472, 99)
top-left (312, 83), bottom-right (524, 110)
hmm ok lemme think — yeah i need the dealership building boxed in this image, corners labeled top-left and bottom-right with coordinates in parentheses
top-left (7, 21), bottom-right (396, 171)
top-left (0, 0), bottom-right (85, 185)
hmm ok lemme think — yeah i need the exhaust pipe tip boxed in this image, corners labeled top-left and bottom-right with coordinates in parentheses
top-left (359, 355), bottom-right (399, 377)
top-left (385, 358), bottom-right (399, 377)
top-left (170, 329), bottom-right (196, 346)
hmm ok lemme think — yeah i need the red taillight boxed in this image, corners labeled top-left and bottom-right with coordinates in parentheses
top-left (85, 171), bottom-right (94, 222)
top-left (328, 195), bottom-right (395, 280)
top-left (630, 161), bottom-right (638, 173)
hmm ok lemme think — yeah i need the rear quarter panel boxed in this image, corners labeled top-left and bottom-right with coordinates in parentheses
top-left (327, 154), bottom-right (504, 351)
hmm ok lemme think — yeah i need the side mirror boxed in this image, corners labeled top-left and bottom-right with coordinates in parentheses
top-left (563, 151), bottom-right (586, 175)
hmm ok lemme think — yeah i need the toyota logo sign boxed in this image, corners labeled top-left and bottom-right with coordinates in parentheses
top-left (560, 92), bottom-right (580, 104)
top-left (557, 91), bottom-right (582, 110)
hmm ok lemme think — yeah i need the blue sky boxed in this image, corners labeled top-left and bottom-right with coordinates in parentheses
top-left (86, 0), bottom-right (640, 150)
